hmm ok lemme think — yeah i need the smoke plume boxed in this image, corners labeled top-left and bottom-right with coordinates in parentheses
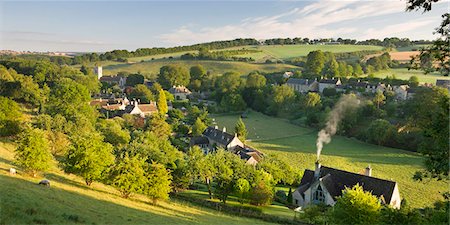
top-left (316, 94), bottom-right (361, 160)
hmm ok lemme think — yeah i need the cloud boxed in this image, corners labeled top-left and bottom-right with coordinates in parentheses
top-left (159, 0), bottom-right (432, 45)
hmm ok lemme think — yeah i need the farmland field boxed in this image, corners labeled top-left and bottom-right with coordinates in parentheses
top-left (103, 60), bottom-right (299, 77)
top-left (370, 68), bottom-right (450, 84)
top-left (234, 44), bottom-right (384, 62)
top-left (0, 139), bottom-right (275, 225)
top-left (212, 111), bottom-right (448, 208)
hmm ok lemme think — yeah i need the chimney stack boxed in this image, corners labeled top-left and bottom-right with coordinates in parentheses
top-left (365, 165), bottom-right (372, 176)
top-left (314, 161), bottom-right (321, 179)
top-left (222, 127), bottom-right (226, 133)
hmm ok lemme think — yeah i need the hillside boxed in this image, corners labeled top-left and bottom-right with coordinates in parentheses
top-left (212, 111), bottom-right (448, 208)
top-left (0, 139), bottom-right (275, 225)
top-left (102, 60), bottom-right (299, 77)
top-left (370, 68), bottom-right (450, 83)
top-left (233, 44), bottom-right (384, 62)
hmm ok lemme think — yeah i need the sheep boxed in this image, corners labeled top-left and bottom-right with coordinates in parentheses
top-left (9, 168), bottom-right (16, 175)
top-left (38, 179), bottom-right (50, 187)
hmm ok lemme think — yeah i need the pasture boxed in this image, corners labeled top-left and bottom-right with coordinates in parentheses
top-left (212, 111), bottom-right (448, 208)
top-left (234, 45), bottom-right (384, 62)
top-left (0, 139), bottom-right (275, 225)
top-left (370, 68), bottom-right (450, 84)
top-left (102, 60), bottom-right (299, 77)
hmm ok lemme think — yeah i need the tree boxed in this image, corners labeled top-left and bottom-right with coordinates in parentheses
top-left (407, 87), bottom-right (449, 178)
top-left (407, 0), bottom-right (449, 75)
top-left (220, 93), bottom-right (247, 112)
top-left (304, 92), bottom-right (321, 108)
top-left (15, 128), bottom-right (52, 177)
top-left (234, 178), bottom-right (250, 204)
top-left (126, 74), bottom-right (144, 87)
top-left (0, 96), bottom-right (22, 136)
top-left (330, 184), bottom-right (381, 225)
top-left (192, 118), bottom-right (207, 136)
top-left (109, 154), bottom-right (147, 198)
top-left (185, 146), bottom-right (205, 184)
top-left (246, 72), bottom-right (266, 88)
top-left (322, 58), bottom-right (339, 77)
top-left (409, 76), bottom-right (419, 87)
top-left (158, 65), bottom-right (190, 89)
top-left (373, 90), bottom-right (386, 109)
top-left (157, 89), bottom-right (168, 115)
top-left (190, 65), bottom-right (206, 80)
top-left (129, 84), bottom-right (154, 103)
top-left (96, 119), bottom-right (130, 146)
top-left (353, 64), bottom-right (364, 77)
top-left (144, 162), bottom-right (172, 204)
top-left (249, 170), bottom-right (274, 206)
top-left (305, 50), bottom-right (325, 75)
top-left (234, 118), bottom-right (248, 142)
top-left (147, 114), bottom-right (172, 139)
top-left (64, 131), bottom-right (114, 185)
top-left (367, 119), bottom-right (395, 145)
top-left (216, 72), bottom-right (242, 94)
top-left (46, 78), bottom-right (96, 123)
top-left (287, 188), bottom-right (293, 205)
top-left (267, 85), bottom-right (295, 116)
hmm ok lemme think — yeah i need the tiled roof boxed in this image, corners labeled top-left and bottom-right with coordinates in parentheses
top-left (286, 78), bottom-right (314, 85)
top-left (298, 166), bottom-right (397, 203)
top-left (202, 126), bottom-right (235, 146)
top-left (319, 79), bottom-right (340, 84)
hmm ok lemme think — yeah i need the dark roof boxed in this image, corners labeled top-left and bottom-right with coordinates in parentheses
top-left (319, 78), bottom-right (340, 84)
top-left (436, 80), bottom-right (450, 87)
top-left (298, 166), bottom-right (397, 203)
top-left (190, 136), bottom-right (209, 146)
top-left (99, 76), bottom-right (124, 82)
top-left (234, 145), bottom-right (263, 163)
top-left (203, 126), bottom-right (235, 146)
top-left (286, 78), bottom-right (314, 85)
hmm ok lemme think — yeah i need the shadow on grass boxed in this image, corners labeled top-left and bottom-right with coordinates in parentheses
top-left (44, 172), bottom-right (115, 197)
top-left (0, 174), bottom-right (231, 225)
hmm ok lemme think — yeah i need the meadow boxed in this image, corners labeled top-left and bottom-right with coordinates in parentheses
top-left (0, 139), bottom-right (276, 225)
top-left (211, 111), bottom-right (448, 208)
top-left (102, 59), bottom-right (299, 77)
top-left (234, 45), bottom-right (384, 62)
top-left (370, 68), bottom-right (450, 84)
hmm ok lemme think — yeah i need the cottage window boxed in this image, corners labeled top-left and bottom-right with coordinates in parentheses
top-left (313, 185), bottom-right (325, 203)
top-left (295, 199), bottom-right (298, 205)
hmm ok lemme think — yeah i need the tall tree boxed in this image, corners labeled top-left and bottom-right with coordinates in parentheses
top-left (15, 128), bottom-right (52, 177)
top-left (330, 184), bottom-right (381, 225)
top-left (305, 50), bottom-right (325, 76)
top-left (157, 65), bottom-right (190, 89)
top-left (192, 117), bottom-right (207, 136)
top-left (246, 72), bottom-right (267, 89)
top-left (64, 131), bottom-right (114, 185)
top-left (157, 89), bottom-right (168, 115)
top-left (0, 96), bottom-right (22, 136)
top-left (373, 90), bottom-right (386, 109)
top-left (109, 154), bottom-right (147, 198)
top-left (126, 74), bottom-right (145, 87)
top-left (234, 118), bottom-right (248, 142)
top-left (129, 84), bottom-right (154, 103)
top-left (144, 162), bottom-right (172, 204)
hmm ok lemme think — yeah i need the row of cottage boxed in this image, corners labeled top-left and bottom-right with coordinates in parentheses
top-left (286, 77), bottom-right (450, 100)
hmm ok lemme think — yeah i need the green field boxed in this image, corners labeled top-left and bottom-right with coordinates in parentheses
top-left (396, 45), bottom-right (430, 52)
top-left (370, 68), bottom-right (450, 84)
top-left (212, 111), bottom-right (448, 208)
top-left (0, 140), bottom-right (275, 225)
top-left (103, 60), bottom-right (299, 77)
top-left (234, 45), bottom-right (384, 62)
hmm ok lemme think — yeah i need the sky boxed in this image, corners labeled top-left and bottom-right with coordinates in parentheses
top-left (0, 0), bottom-right (448, 52)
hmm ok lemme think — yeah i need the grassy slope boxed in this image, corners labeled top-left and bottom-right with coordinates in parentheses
top-left (234, 45), bottom-right (384, 61)
top-left (102, 60), bottom-right (299, 77)
top-left (370, 68), bottom-right (450, 84)
top-left (211, 111), bottom-right (448, 208)
top-left (0, 140), bottom-right (275, 225)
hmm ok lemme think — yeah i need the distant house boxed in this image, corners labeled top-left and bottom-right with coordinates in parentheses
top-left (101, 100), bottom-right (158, 118)
top-left (99, 75), bottom-right (127, 89)
top-left (286, 78), bottom-right (319, 93)
top-left (318, 78), bottom-right (341, 93)
top-left (406, 88), bottom-right (418, 99)
top-left (282, 71), bottom-right (294, 79)
top-left (190, 126), bottom-right (263, 165)
top-left (436, 80), bottom-right (450, 90)
top-left (169, 85), bottom-right (192, 100)
top-left (393, 85), bottom-right (409, 100)
top-left (293, 162), bottom-right (401, 209)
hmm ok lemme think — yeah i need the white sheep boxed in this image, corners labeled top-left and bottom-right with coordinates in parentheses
top-left (9, 168), bottom-right (16, 175)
